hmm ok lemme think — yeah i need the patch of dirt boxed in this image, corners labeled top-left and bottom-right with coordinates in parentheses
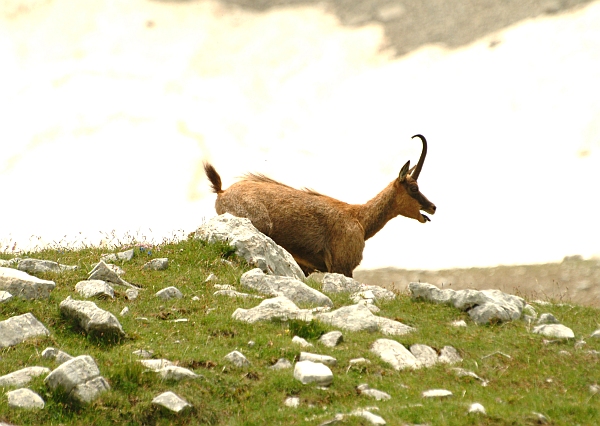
top-left (354, 256), bottom-right (600, 307)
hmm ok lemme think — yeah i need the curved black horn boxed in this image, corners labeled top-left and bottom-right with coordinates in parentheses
top-left (410, 134), bottom-right (427, 180)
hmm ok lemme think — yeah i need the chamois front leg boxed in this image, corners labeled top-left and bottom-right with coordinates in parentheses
top-left (327, 221), bottom-right (365, 278)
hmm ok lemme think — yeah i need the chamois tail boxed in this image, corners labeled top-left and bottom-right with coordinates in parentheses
top-left (203, 162), bottom-right (223, 194)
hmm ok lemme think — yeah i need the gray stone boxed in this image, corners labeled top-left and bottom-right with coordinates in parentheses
top-left (357, 384), bottom-right (391, 401)
top-left (75, 280), bottom-right (114, 299)
top-left (299, 352), bottom-right (337, 367)
top-left (293, 360), bottom-right (333, 386)
top-left (132, 349), bottom-right (154, 359)
top-left (350, 409), bottom-right (387, 425)
top-left (152, 391), bottom-right (192, 413)
top-left (269, 358), bottom-right (293, 370)
top-left (195, 213), bottom-right (305, 280)
top-left (319, 331), bottom-right (343, 348)
top-left (321, 273), bottom-right (395, 301)
top-left (241, 268), bottom-right (332, 307)
top-left (142, 258), bottom-right (169, 271)
top-left (468, 402), bottom-right (486, 414)
top-left (315, 303), bottom-right (379, 332)
top-left (422, 389), bottom-right (453, 398)
top-left (224, 350), bottom-right (250, 367)
top-left (410, 344), bottom-right (438, 367)
top-left (71, 376), bottom-right (111, 403)
top-left (537, 313), bottom-right (560, 324)
top-left (284, 396), bottom-right (300, 407)
top-left (591, 329), bottom-right (600, 338)
top-left (156, 286), bottom-right (183, 299)
top-left (101, 249), bottom-right (134, 262)
top-left (232, 296), bottom-right (313, 324)
top-left (0, 267), bottom-right (55, 300)
top-left (0, 258), bottom-right (19, 267)
top-left (45, 355), bottom-right (109, 403)
top-left (41, 347), bottom-right (73, 364)
top-left (125, 288), bottom-right (139, 300)
top-left (0, 366), bottom-right (51, 388)
top-left (139, 359), bottom-right (174, 371)
top-left (376, 316), bottom-right (415, 336)
top-left (213, 289), bottom-right (263, 299)
top-left (292, 336), bottom-right (313, 347)
top-left (0, 290), bottom-right (12, 303)
top-left (59, 297), bottom-right (125, 338)
top-left (88, 260), bottom-right (137, 289)
top-left (156, 366), bottom-right (200, 381)
top-left (439, 346), bottom-right (462, 364)
top-left (371, 339), bottom-right (419, 370)
top-left (532, 324), bottom-right (575, 339)
top-left (6, 388), bottom-right (44, 409)
top-left (0, 313), bottom-right (50, 348)
top-left (409, 282), bottom-right (526, 324)
top-left (17, 258), bottom-right (77, 274)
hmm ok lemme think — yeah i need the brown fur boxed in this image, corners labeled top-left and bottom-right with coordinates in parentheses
top-left (203, 139), bottom-right (436, 277)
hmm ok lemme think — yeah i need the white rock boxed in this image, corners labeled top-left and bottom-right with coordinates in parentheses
top-left (410, 344), bottom-right (438, 367)
top-left (371, 339), bottom-right (419, 370)
top-left (195, 213), bottom-right (305, 280)
top-left (120, 307), bottom-right (129, 316)
top-left (468, 402), bottom-right (486, 414)
top-left (152, 391), bottom-right (192, 413)
top-left (241, 268), bottom-right (332, 307)
top-left (532, 324), bottom-right (575, 339)
top-left (293, 360), bottom-right (333, 386)
top-left (591, 329), bottom-right (600, 338)
top-left (45, 355), bottom-right (109, 403)
top-left (0, 267), bottom-right (55, 300)
top-left (17, 258), bottom-right (77, 274)
top-left (156, 366), bottom-right (200, 380)
top-left (0, 366), bottom-right (51, 388)
top-left (537, 313), bottom-right (560, 324)
top-left (422, 389), bottom-right (453, 398)
top-left (205, 273), bottom-right (218, 282)
top-left (139, 359), bottom-right (173, 371)
top-left (71, 376), bottom-right (111, 403)
top-left (232, 296), bottom-right (313, 324)
top-left (350, 409), bottom-right (387, 425)
top-left (0, 290), bottom-right (13, 303)
top-left (214, 284), bottom-right (236, 290)
top-left (322, 273), bottom-right (395, 301)
top-left (349, 358), bottom-right (371, 366)
top-left (269, 358), bottom-right (293, 370)
top-left (376, 317), bottom-right (415, 336)
top-left (156, 286), bottom-right (183, 299)
top-left (59, 297), bottom-right (125, 338)
top-left (357, 384), bottom-right (391, 401)
top-left (125, 288), bottom-right (139, 300)
top-left (75, 280), bottom-right (115, 299)
top-left (292, 336), bottom-right (313, 347)
top-left (132, 349), bottom-right (154, 359)
top-left (438, 346), bottom-right (463, 364)
top-left (224, 350), bottom-right (250, 367)
top-left (0, 313), bottom-right (50, 348)
top-left (7, 388), bottom-right (45, 409)
top-left (319, 331), bottom-right (343, 347)
top-left (41, 347), bottom-right (73, 363)
top-left (214, 289), bottom-right (262, 299)
top-left (284, 396), bottom-right (300, 408)
top-left (315, 303), bottom-right (379, 332)
top-left (299, 352), bottom-right (337, 367)
top-left (101, 249), bottom-right (134, 262)
top-left (451, 320), bottom-right (467, 327)
top-left (142, 258), bottom-right (169, 271)
top-left (89, 261), bottom-right (137, 289)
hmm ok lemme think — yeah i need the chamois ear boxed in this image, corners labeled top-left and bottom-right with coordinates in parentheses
top-left (399, 161), bottom-right (410, 182)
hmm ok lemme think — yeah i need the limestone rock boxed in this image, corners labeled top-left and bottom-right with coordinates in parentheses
top-left (152, 391), bottom-right (192, 413)
top-left (59, 297), bottom-right (125, 339)
top-left (293, 360), bottom-right (333, 386)
top-left (7, 388), bottom-right (45, 409)
top-left (292, 336), bottom-right (313, 347)
top-left (142, 258), bottom-right (169, 271)
top-left (156, 286), bottom-right (183, 299)
top-left (101, 249), bottom-right (134, 262)
top-left (0, 366), bottom-right (51, 388)
top-left (45, 355), bottom-right (109, 403)
top-left (0, 313), bottom-right (50, 348)
top-left (213, 289), bottom-right (263, 299)
top-left (269, 358), bottom-right (293, 370)
top-left (232, 296), bottom-right (313, 324)
top-left (241, 268), bottom-right (332, 307)
top-left (422, 389), bottom-right (453, 398)
top-left (410, 344), bottom-right (438, 367)
top-left (376, 316), bottom-right (415, 336)
top-left (315, 303), bottom-right (379, 332)
top-left (321, 273), bottom-right (396, 301)
top-left (156, 366), bottom-right (201, 381)
top-left (126, 288), bottom-right (139, 300)
top-left (439, 346), bottom-right (463, 364)
top-left (75, 280), bottom-right (114, 299)
top-left (132, 349), bottom-right (154, 359)
top-left (42, 347), bottom-right (73, 364)
top-left (88, 260), bottom-right (137, 289)
top-left (17, 258), bottom-right (77, 274)
top-left (139, 359), bottom-right (174, 371)
top-left (537, 313), bottom-right (560, 324)
top-left (299, 352), bottom-right (337, 367)
top-left (356, 384), bottom-right (391, 401)
top-left (0, 290), bottom-right (12, 303)
top-left (284, 396), bottom-right (300, 408)
top-left (371, 339), bottom-right (419, 370)
top-left (350, 409), bottom-right (387, 425)
top-left (0, 267), bottom-right (55, 300)
top-left (409, 282), bottom-right (526, 324)
top-left (319, 331), bottom-right (343, 347)
top-left (468, 402), bottom-right (487, 414)
top-left (224, 350), bottom-right (250, 367)
top-left (195, 213), bottom-right (305, 280)
top-left (532, 324), bottom-right (575, 339)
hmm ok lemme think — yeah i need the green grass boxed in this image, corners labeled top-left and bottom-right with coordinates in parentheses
top-left (1, 235), bottom-right (600, 425)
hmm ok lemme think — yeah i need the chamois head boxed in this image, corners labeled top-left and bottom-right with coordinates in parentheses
top-left (395, 134), bottom-right (436, 223)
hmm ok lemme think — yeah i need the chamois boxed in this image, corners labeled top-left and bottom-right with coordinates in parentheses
top-left (204, 134), bottom-right (436, 277)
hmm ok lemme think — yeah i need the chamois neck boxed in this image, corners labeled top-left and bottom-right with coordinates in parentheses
top-left (355, 181), bottom-right (399, 240)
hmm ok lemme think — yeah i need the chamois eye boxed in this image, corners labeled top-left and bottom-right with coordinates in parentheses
top-left (411, 186), bottom-right (419, 193)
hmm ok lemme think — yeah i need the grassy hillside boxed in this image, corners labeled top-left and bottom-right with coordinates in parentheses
top-left (1, 236), bottom-right (600, 425)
